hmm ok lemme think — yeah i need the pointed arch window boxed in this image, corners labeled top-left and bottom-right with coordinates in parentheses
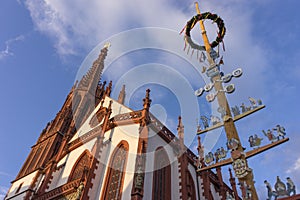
top-left (102, 141), bottom-right (129, 200)
top-left (187, 171), bottom-right (196, 200)
top-left (69, 150), bottom-right (92, 182)
top-left (152, 147), bottom-right (171, 200)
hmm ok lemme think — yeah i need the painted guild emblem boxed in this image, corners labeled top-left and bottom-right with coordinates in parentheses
top-left (225, 84), bottom-right (235, 94)
top-left (221, 74), bottom-right (232, 83)
top-left (205, 152), bottom-right (215, 165)
top-left (232, 68), bottom-right (243, 77)
top-left (232, 159), bottom-right (249, 178)
top-left (204, 82), bottom-right (214, 92)
top-left (194, 88), bottom-right (204, 97)
top-left (226, 138), bottom-right (239, 150)
top-left (206, 93), bottom-right (217, 102)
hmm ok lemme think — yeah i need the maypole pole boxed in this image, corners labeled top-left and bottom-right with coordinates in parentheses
top-left (194, 2), bottom-right (259, 199)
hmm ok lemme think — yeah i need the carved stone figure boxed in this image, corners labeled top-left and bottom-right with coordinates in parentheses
top-left (76, 181), bottom-right (85, 200)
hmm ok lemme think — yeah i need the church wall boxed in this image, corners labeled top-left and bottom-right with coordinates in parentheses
top-left (197, 175), bottom-right (206, 199)
top-left (143, 127), bottom-right (181, 199)
top-left (171, 159), bottom-right (181, 200)
top-left (46, 138), bottom-right (97, 192)
top-left (69, 96), bottom-right (133, 143)
top-left (188, 163), bottom-right (200, 200)
top-left (6, 171), bottom-right (38, 199)
top-left (210, 183), bottom-right (222, 200)
top-left (94, 124), bottom-right (140, 200)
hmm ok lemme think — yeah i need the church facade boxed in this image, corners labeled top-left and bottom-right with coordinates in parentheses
top-left (5, 46), bottom-right (240, 200)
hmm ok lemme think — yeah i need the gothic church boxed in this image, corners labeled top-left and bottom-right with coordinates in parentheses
top-left (5, 45), bottom-right (240, 200)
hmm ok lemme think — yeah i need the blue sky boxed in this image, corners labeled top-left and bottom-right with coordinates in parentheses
top-left (1, 0), bottom-right (300, 199)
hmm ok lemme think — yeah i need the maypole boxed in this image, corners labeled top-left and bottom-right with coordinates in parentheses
top-left (194, 3), bottom-right (258, 199)
top-left (182, 2), bottom-right (289, 200)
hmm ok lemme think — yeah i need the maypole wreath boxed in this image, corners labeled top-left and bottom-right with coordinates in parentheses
top-left (183, 12), bottom-right (226, 51)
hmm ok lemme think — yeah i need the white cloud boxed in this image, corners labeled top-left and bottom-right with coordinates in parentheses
top-left (24, 0), bottom-right (271, 98)
top-left (0, 35), bottom-right (24, 60)
top-left (25, 0), bottom-right (189, 56)
top-left (287, 157), bottom-right (300, 173)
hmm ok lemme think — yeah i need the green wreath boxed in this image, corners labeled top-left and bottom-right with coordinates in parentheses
top-left (185, 12), bottom-right (226, 51)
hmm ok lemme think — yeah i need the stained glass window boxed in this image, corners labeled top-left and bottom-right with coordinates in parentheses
top-left (102, 143), bottom-right (128, 200)
top-left (69, 151), bottom-right (91, 182)
top-left (187, 171), bottom-right (196, 200)
top-left (152, 147), bottom-right (171, 200)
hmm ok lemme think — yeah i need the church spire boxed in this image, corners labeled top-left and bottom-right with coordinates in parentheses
top-left (118, 85), bottom-right (126, 104)
top-left (77, 44), bottom-right (109, 93)
top-left (71, 44), bottom-right (110, 127)
top-left (177, 116), bottom-right (185, 151)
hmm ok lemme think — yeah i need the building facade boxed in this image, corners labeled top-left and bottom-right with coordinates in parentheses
top-left (5, 46), bottom-right (240, 200)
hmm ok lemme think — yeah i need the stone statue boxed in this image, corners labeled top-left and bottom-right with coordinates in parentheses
top-left (76, 181), bottom-right (85, 200)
